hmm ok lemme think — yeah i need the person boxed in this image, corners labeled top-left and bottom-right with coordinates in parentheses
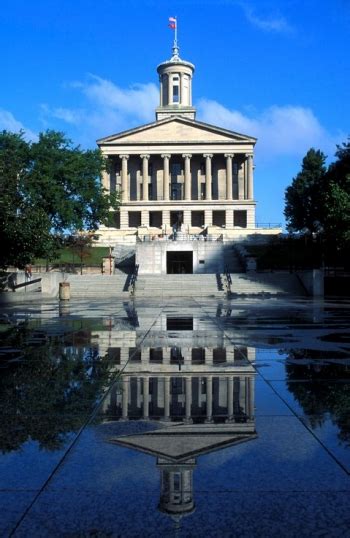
top-left (25, 264), bottom-right (32, 281)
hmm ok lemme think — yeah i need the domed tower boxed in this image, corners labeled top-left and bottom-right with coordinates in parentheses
top-left (156, 36), bottom-right (196, 121)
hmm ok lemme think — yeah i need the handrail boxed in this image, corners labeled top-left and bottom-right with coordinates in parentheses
top-left (130, 264), bottom-right (139, 295)
top-left (223, 264), bottom-right (232, 296)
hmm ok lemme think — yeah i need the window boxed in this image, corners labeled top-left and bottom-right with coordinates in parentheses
top-left (128, 211), bottom-right (141, 228)
top-left (192, 348), bottom-right (205, 364)
top-left (213, 211), bottom-right (226, 227)
top-left (173, 85), bottom-right (179, 103)
top-left (149, 211), bottom-right (162, 227)
top-left (108, 211), bottom-right (120, 229)
top-left (148, 184), bottom-right (153, 200)
top-left (191, 211), bottom-right (205, 227)
top-left (234, 210), bottom-right (247, 228)
top-left (150, 348), bottom-right (163, 363)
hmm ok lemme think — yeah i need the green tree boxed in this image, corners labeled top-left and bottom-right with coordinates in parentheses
top-left (324, 139), bottom-right (350, 246)
top-left (284, 148), bottom-right (327, 234)
top-left (0, 130), bottom-right (119, 269)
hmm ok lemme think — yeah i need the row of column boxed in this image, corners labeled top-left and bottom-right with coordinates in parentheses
top-left (119, 375), bottom-right (254, 422)
top-left (103, 153), bottom-right (254, 203)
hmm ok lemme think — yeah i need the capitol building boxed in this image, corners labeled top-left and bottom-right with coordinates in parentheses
top-left (96, 39), bottom-right (280, 275)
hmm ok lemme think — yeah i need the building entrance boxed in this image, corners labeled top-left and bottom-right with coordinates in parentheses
top-left (167, 252), bottom-right (193, 274)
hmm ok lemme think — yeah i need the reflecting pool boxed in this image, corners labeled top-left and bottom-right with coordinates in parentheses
top-left (1, 297), bottom-right (350, 536)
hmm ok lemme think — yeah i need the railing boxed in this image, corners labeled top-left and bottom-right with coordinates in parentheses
top-left (255, 222), bottom-right (282, 229)
top-left (129, 264), bottom-right (139, 295)
top-left (139, 233), bottom-right (222, 242)
top-left (223, 265), bottom-right (232, 296)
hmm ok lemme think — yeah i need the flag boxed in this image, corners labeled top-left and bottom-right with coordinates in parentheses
top-left (168, 17), bottom-right (176, 29)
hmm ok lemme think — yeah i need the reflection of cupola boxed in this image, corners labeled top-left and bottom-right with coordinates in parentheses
top-left (156, 41), bottom-right (196, 121)
top-left (157, 458), bottom-right (196, 519)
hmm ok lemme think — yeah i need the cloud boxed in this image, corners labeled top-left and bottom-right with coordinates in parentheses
top-left (41, 75), bottom-right (159, 144)
top-left (197, 99), bottom-right (341, 160)
top-left (0, 109), bottom-right (37, 141)
top-left (237, 2), bottom-right (294, 34)
top-left (78, 75), bottom-right (158, 123)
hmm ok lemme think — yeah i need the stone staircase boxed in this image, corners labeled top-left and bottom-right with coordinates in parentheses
top-left (67, 272), bottom-right (131, 299)
top-left (135, 274), bottom-right (224, 298)
top-left (229, 272), bottom-right (306, 296)
top-left (65, 271), bottom-right (306, 299)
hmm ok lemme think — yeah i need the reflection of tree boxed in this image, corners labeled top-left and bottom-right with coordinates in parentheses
top-left (0, 323), bottom-right (112, 453)
top-left (286, 349), bottom-right (350, 446)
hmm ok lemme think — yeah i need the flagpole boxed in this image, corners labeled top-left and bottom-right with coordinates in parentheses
top-left (174, 16), bottom-right (178, 48)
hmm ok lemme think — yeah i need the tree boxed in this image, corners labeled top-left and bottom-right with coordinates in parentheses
top-left (324, 139), bottom-right (350, 246)
top-left (0, 130), bottom-right (119, 269)
top-left (284, 148), bottom-right (327, 234)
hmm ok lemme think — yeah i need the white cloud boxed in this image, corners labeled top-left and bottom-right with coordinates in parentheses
top-left (236, 2), bottom-right (294, 34)
top-left (0, 109), bottom-right (37, 141)
top-left (79, 75), bottom-right (158, 123)
top-left (41, 76), bottom-right (159, 143)
top-left (197, 99), bottom-right (341, 159)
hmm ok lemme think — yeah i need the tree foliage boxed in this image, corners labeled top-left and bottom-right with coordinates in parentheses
top-left (284, 148), bottom-right (327, 234)
top-left (0, 130), bottom-right (119, 269)
top-left (284, 138), bottom-right (350, 252)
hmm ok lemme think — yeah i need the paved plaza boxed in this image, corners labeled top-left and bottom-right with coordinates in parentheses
top-left (0, 296), bottom-right (350, 536)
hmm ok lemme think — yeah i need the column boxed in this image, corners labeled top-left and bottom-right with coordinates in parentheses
top-left (184, 377), bottom-right (193, 423)
top-left (141, 154), bottom-right (150, 201)
top-left (120, 154), bottom-right (129, 202)
top-left (204, 154), bottom-right (213, 201)
top-left (182, 154), bottom-right (192, 200)
top-left (161, 154), bottom-right (171, 201)
top-left (136, 377), bottom-right (142, 411)
top-left (205, 376), bottom-right (213, 423)
top-left (247, 154), bottom-right (254, 200)
top-left (226, 376), bottom-right (234, 422)
top-left (164, 376), bottom-right (171, 421)
top-left (101, 168), bottom-right (110, 192)
top-left (121, 376), bottom-right (129, 420)
top-left (238, 158), bottom-right (244, 200)
top-left (225, 154), bottom-right (234, 200)
top-left (143, 377), bottom-right (150, 420)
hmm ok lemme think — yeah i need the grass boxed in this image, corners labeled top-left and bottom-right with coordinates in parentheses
top-left (35, 246), bottom-right (110, 266)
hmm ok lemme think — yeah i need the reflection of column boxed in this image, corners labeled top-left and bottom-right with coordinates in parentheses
top-left (183, 154), bottom-right (192, 200)
top-left (247, 154), bottom-right (254, 200)
top-left (184, 377), bottom-right (193, 423)
top-left (205, 376), bottom-right (213, 423)
top-left (204, 154), bottom-right (213, 201)
top-left (226, 376), bottom-right (234, 422)
top-left (161, 154), bottom-right (170, 201)
top-left (136, 377), bottom-right (141, 410)
top-left (120, 155), bottom-right (129, 202)
top-left (122, 376), bottom-right (129, 420)
top-left (143, 377), bottom-right (149, 419)
top-left (225, 154), bottom-right (234, 200)
top-left (248, 376), bottom-right (255, 418)
top-left (164, 376), bottom-right (171, 421)
top-left (141, 154), bottom-right (150, 201)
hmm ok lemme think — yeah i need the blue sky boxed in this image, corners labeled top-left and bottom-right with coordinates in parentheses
top-left (1, 0), bottom-right (349, 225)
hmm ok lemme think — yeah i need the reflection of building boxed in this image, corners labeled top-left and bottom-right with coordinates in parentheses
top-left (103, 304), bottom-right (257, 526)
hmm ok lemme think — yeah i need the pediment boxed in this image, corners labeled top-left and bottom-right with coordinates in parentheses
top-left (110, 425), bottom-right (257, 461)
top-left (97, 117), bottom-right (256, 146)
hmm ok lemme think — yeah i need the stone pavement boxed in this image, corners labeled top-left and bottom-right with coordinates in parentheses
top-left (0, 297), bottom-right (349, 537)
